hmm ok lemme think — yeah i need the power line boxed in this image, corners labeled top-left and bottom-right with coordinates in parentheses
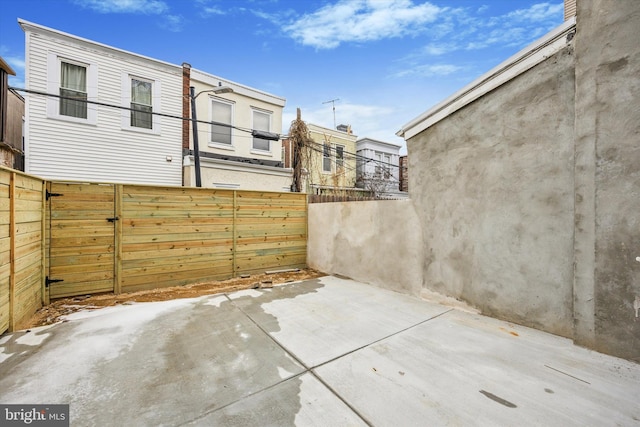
top-left (14, 86), bottom-right (401, 175)
top-left (10, 86), bottom-right (265, 138)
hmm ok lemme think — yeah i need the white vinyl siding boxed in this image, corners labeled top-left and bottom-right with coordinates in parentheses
top-left (26, 27), bottom-right (182, 185)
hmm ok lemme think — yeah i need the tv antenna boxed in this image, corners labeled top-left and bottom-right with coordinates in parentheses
top-left (323, 98), bottom-right (340, 129)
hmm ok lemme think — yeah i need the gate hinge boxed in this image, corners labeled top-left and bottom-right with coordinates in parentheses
top-left (45, 276), bottom-right (64, 288)
top-left (46, 190), bottom-right (63, 200)
top-left (106, 216), bottom-right (120, 222)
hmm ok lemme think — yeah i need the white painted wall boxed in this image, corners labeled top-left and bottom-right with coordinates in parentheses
top-left (21, 20), bottom-right (183, 185)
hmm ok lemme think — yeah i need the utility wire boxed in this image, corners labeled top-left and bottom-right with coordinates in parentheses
top-left (10, 86), bottom-right (260, 137)
top-left (13, 86), bottom-right (403, 171)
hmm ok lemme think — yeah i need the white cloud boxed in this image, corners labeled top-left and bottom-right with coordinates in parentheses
top-left (283, 0), bottom-right (444, 49)
top-left (72, 0), bottom-right (169, 14)
top-left (202, 6), bottom-right (225, 15)
top-left (2, 56), bottom-right (25, 74)
top-left (406, 2), bottom-right (563, 60)
top-left (506, 2), bottom-right (564, 23)
top-left (394, 63), bottom-right (463, 78)
top-left (160, 14), bottom-right (186, 32)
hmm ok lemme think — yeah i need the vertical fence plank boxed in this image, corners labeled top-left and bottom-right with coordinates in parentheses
top-left (8, 172), bottom-right (15, 331)
top-left (233, 190), bottom-right (237, 277)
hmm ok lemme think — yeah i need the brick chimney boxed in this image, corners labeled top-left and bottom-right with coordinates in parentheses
top-left (182, 62), bottom-right (191, 151)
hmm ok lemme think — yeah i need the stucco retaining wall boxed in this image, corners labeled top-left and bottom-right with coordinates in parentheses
top-left (308, 200), bottom-right (423, 297)
top-left (307, 1), bottom-right (640, 361)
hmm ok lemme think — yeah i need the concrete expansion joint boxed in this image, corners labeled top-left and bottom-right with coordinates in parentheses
top-left (185, 292), bottom-right (454, 426)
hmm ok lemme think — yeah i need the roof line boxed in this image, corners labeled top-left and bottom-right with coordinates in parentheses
top-left (397, 17), bottom-right (576, 140)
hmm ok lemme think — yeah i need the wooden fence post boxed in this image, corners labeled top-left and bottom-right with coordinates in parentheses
top-left (8, 172), bottom-right (15, 332)
top-left (114, 184), bottom-right (123, 294)
top-left (41, 180), bottom-right (48, 305)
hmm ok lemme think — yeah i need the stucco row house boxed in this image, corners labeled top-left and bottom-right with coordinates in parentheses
top-left (19, 19), bottom-right (290, 191)
top-left (282, 122), bottom-right (405, 197)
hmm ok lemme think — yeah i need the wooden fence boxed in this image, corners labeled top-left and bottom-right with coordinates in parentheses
top-left (1, 168), bottom-right (307, 333)
top-left (0, 169), bottom-right (45, 333)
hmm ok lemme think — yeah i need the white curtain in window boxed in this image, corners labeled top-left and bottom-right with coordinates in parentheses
top-left (131, 79), bottom-right (152, 129)
top-left (211, 101), bottom-right (232, 144)
top-left (252, 111), bottom-right (270, 151)
top-left (60, 62), bottom-right (87, 118)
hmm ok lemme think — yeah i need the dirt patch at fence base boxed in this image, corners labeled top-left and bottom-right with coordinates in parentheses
top-left (25, 269), bottom-right (324, 329)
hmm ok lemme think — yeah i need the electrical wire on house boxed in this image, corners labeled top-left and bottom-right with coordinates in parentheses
top-left (303, 138), bottom-right (401, 178)
top-left (12, 86), bottom-right (404, 174)
top-left (304, 142), bottom-right (400, 183)
top-left (9, 86), bottom-right (260, 137)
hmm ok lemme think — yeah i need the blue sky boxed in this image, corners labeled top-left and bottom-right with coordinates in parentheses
top-left (0, 0), bottom-right (564, 153)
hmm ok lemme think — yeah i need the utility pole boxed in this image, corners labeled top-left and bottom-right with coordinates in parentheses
top-left (323, 98), bottom-right (339, 129)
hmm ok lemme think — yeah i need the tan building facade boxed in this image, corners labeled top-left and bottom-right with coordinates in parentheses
top-left (304, 123), bottom-right (357, 194)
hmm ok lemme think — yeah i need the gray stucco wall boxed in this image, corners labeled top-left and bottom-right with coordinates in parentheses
top-left (408, 46), bottom-right (576, 338)
top-left (308, 200), bottom-right (423, 297)
top-left (574, 0), bottom-right (640, 361)
top-left (306, 1), bottom-right (639, 361)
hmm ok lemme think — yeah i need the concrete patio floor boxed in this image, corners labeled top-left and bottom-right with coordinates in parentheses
top-left (1, 276), bottom-right (639, 426)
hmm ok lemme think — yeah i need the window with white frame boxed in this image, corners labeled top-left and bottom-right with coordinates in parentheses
top-left (323, 143), bottom-right (332, 172)
top-left (211, 99), bottom-right (233, 145)
top-left (130, 79), bottom-right (153, 129)
top-left (121, 74), bottom-right (160, 132)
top-left (252, 109), bottom-right (271, 151)
top-left (60, 61), bottom-right (87, 119)
top-left (48, 54), bottom-right (97, 123)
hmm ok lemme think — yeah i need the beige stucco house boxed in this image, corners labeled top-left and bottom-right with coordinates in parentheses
top-left (183, 67), bottom-right (291, 191)
top-left (303, 123), bottom-right (357, 194)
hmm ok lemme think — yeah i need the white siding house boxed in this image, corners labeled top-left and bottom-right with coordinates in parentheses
top-left (20, 19), bottom-right (183, 185)
top-left (184, 68), bottom-right (291, 192)
top-left (355, 137), bottom-right (402, 194)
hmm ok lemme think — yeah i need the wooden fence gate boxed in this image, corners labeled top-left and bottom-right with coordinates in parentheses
top-left (47, 182), bottom-right (116, 299)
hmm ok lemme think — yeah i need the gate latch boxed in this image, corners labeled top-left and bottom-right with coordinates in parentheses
top-left (106, 216), bottom-right (119, 222)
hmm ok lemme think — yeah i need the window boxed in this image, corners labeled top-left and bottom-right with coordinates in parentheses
top-left (130, 79), bottom-right (152, 129)
top-left (383, 154), bottom-right (391, 179)
top-left (121, 74), bottom-right (160, 133)
top-left (60, 61), bottom-right (87, 119)
top-left (252, 110), bottom-right (271, 151)
top-left (211, 100), bottom-right (232, 145)
top-left (375, 152), bottom-right (383, 177)
top-left (336, 145), bottom-right (344, 171)
top-left (47, 54), bottom-right (97, 124)
top-left (323, 143), bottom-right (332, 172)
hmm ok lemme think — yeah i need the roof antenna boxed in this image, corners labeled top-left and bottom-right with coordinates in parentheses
top-left (323, 98), bottom-right (340, 129)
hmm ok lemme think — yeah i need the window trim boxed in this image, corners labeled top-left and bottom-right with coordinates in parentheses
top-left (47, 53), bottom-right (97, 125)
top-left (121, 73), bottom-right (161, 134)
top-left (209, 97), bottom-right (234, 148)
